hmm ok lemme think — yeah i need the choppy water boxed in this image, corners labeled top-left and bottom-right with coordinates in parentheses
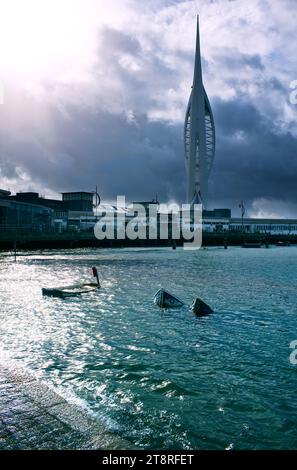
top-left (0, 246), bottom-right (297, 449)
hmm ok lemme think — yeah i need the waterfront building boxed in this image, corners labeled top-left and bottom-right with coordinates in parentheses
top-left (0, 190), bottom-right (95, 232)
top-left (185, 16), bottom-right (215, 206)
top-left (62, 192), bottom-right (96, 231)
top-left (0, 194), bottom-right (54, 232)
top-left (229, 218), bottom-right (297, 235)
top-left (2, 187), bottom-right (297, 238)
top-left (203, 216), bottom-right (297, 235)
top-left (90, 201), bottom-right (297, 237)
top-left (203, 208), bottom-right (231, 219)
top-left (62, 192), bottom-right (94, 212)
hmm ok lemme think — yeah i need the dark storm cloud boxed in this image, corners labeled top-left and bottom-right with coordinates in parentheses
top-left (94, 26), bottom-right (185, 115)
top-left (1, 0), bottom-right (297, 217)
top-left (0, 100), bottom-right (185, 201)
top-left (49, 106), bottom-right (185, 201)
top-left (0, 21), bottom-right (186, 200)
top-left (208, 97), bottom-right (297, 211)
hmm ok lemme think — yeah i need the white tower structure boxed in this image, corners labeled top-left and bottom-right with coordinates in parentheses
top-left (184, 16), bottom-right (215, 206)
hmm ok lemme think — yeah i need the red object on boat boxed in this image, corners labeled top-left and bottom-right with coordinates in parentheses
top-left (92, 267), bottom-right (98, 277)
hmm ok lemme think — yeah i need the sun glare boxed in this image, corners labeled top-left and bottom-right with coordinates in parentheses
top-left (0, 0), bottom-right (97, 82)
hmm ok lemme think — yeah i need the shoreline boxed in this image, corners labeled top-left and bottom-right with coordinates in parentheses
top-left (0, 357), bottom-right (131, 450)
top-left (0, 233), bottom-right (296, 251)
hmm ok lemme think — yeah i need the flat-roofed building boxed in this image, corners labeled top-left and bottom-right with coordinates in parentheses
top-left (62, 192), bottom-right (94, 212)
top-left (0, 196), bottom-right (54, 232)
top-left (202, 214), bottom-right (297, 235)
top-left (229, 218), bottom-right (297, 235)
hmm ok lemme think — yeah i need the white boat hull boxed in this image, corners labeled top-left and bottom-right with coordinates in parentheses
top-left (42, 282), bottom-right (99, 299)
top-left (154, 289), bottom-right (184, 309)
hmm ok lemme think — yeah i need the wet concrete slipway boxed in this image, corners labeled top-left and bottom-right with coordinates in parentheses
top-left (0, 357), bottom-right (130, 450)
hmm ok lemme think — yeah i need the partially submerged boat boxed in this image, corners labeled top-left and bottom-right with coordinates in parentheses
top-left (277, 241), bottom-right (290, 247)
top-left (191, 298), bottom-right (213, 317)
top-left (42, 267), bottom-right (100, 299)
top-left (154, 288), bottom-right (214, 317)
top-left (42, 282), bottom-right (99, 299)
top-left (241, 241), bottom-right (262, 248)
top-left (154, 288), bottom-right (184, 309)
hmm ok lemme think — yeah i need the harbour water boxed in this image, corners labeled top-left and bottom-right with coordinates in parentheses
top-left (0, 246), bottom-right (297, 450)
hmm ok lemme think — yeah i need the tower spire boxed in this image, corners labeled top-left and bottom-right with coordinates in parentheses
top-left (184, 15), bottom-right (215, 207)
top-left (193, 15), bottom-right (203, 94)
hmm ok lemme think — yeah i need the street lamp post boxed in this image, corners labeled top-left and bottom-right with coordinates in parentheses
top-left (239, 201), bottom-right (245, 233)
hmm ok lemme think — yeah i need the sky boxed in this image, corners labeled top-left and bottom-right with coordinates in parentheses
top-left (0, 0), bottom-right (297, 217)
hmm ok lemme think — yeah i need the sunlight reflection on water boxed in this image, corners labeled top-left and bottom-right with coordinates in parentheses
top-left (1, 246), bottom-right (297, 449)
